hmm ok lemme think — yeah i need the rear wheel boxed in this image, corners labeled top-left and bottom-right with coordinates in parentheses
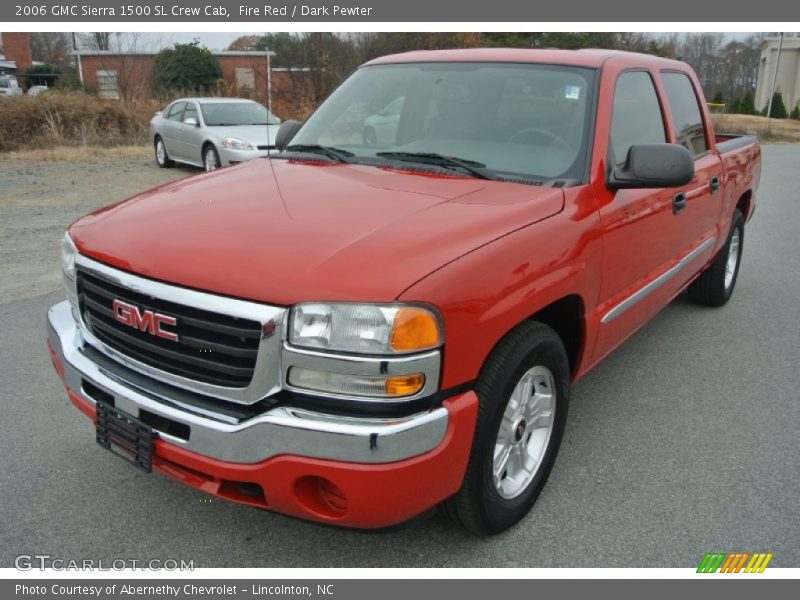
top-left (154, 137), bottom-right (174, 168)
top-left (688, 209), bottom-right (744, 307)
top-left (442, 320), bottom-right (569, 535)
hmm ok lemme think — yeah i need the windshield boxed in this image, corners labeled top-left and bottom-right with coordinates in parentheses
top-left (0, 79), bottom-right (10, 88)
top-left (200, 102), bottom-right (279, 126)
top-left (291, 62), bottom-right (596, 181)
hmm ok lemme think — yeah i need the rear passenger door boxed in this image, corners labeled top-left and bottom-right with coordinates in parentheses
top-left (659, 71), bottom-right (724, 256)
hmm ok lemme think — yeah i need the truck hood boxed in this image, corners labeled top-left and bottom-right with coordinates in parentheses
top-left (69, 158), bottom-right (565, 305)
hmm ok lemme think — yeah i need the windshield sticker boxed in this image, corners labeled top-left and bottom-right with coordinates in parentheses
top-left (565, 85), bottom-right (581, 100)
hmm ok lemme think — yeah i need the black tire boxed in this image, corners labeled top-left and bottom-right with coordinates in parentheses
top-left (442, 320), bottom-right (570, 535)
top-left (362, 126), bottom-right (377, 145)
top-left (203, 144), bottom-right (221, 171)
top-left (154, 136), bottom-right (174, 168)
top-left (688, 209), bottom-right (744, 307)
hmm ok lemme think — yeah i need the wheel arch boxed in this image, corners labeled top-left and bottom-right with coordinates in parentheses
top-left (736, 189), bottom-right (752, 222)
top-left (525, 294), bottom-right (585, 377)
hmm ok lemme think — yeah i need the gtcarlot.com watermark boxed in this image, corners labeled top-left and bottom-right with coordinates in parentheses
top-left (15, 554), bottom-right (194, 571)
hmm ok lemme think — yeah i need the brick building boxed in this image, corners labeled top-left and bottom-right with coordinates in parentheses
top-left (0, 32), bottom-right (33, 76)
top-left (75, 50), bottom-right (306, 101)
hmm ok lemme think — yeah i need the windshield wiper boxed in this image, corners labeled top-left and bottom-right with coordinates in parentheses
top-left (284, 144), bottom-right (354, 163)
top-left (375, 152), bottom-right (499, 180)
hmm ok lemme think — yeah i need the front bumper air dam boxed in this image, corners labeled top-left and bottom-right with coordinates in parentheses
top-left (47, 300), bottom-right (478, 528)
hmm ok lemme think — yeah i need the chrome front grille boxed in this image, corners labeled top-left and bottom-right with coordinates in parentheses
top-left (78, 269), bottom-right (261, 387)
top-left (72, 254), bottom-right (286, 405)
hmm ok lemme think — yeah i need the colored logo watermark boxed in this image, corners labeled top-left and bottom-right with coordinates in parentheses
top-left (697, 552), bottom-right (773, 573)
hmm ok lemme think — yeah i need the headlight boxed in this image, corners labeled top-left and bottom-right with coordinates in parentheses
top-left (289, 303), bottom-right (442, 355)
top-left (222, 137), bottom-right (254, 151)
top-left (61, 233), bottom-right (77, 280)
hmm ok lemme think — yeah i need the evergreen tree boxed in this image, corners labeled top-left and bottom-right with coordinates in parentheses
top-left (738, 91), bottom-right (756, 115)
top-left (764, 91), bottom-right (788, 119)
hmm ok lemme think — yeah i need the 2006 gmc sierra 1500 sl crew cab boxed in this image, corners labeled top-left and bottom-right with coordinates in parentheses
top-left (47, 49), bottom-right (761, 535)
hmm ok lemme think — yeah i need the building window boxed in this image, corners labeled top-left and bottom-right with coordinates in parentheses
top-left (96, 69), bottom-right (119, 99)
top-left (235, 67), bottom-right (255, 92)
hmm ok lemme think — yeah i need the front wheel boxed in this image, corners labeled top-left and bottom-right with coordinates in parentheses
top-left (203, 145), bottom-right (221, 171)
top-left (442, 320), bottom-right (570, 535)
top-left (688, 209), bottom-right (744, 307)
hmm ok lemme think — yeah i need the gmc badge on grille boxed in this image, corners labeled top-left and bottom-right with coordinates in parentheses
top-left (111, 299), bottom-right (179, 342)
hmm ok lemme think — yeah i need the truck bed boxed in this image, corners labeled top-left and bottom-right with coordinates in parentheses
top-left (715, 133), bottom-right (759, 154)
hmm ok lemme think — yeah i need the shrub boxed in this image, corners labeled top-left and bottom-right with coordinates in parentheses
top-left (711, 91), bottom-right (725, 104)
top-left (761, 92), bottom-right (788, 119)
top-left (0, 91), bottom-right (160, 152)
top-left (738, 92), bottom-right (756, 115)
top-left (791, 103), bottom-right (800, 121)
top-left (728, 96), bottom-right (741, 113)
top-left (152, 43), bottom-right (222, 95)
top-left (24, 63), bottom-right (63, 88)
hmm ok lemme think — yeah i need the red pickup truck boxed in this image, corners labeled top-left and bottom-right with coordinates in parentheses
top-left (47, 49), bottom-right (760, 535)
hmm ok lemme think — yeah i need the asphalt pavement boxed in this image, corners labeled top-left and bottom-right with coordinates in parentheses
top-left (1, 145), bottom-right (798, 568)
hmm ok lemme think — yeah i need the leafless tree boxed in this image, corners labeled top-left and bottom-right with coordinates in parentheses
top-left (29, 32), bottom-right (72, 67)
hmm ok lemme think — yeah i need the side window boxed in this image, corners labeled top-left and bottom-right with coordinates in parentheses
top-left (166, 102), bottom-right (186, 121)
top-left (609, 71), bottom-right (666, 166)
top-left (660, 71), bottom-right (709, 158)
top-left (183, 103), bottom-right (198, 123)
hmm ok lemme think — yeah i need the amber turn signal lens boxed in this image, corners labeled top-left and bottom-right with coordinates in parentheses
top-left (385, 373), bottom-right (425, 397)
top-left (390, 307), bottom-right (442, 352)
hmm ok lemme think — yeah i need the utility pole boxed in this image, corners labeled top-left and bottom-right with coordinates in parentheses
top-left (264, 34), bottom-right (272, 116)
top-left (765, 32), bottom-right (784, 119)
top-left (72, 32), bottom-right (84, 85)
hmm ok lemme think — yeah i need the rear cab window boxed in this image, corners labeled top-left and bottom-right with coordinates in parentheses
top-left (608, 71), bottom-right (666, 167)
top-left (659, 71), bottom-right (709, 158)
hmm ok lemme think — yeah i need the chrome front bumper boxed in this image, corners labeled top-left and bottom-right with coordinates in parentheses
top-left (47, 300), bottom-right (449, 465)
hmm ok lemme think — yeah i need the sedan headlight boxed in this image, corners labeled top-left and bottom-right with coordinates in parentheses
top-left (222, 137), bottom-right (254, 151)
top-left (61, 233), bottom-right (77, 280)
top-left (289, 303), bottom-right (442, 355)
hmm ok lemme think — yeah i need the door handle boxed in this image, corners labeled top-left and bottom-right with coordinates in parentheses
top-left (673, 192), bottom-right (687, 215)
top-left (709, 176), bottom-right (720, 193)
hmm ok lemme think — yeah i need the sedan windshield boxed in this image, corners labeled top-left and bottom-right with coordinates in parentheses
top-left (290, 62), bottom-right (596, 181)
top-left (200, 102), bottom-right (279, 126)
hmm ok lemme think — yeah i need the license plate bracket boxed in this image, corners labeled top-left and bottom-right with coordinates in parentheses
top-left (95, 400), bottom-right (154, 473)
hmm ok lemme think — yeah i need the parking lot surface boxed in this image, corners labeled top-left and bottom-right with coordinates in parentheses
top-left (1, 146), bottom-right (798, 567)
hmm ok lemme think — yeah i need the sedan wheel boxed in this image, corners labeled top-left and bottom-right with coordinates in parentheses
top-left (154, 138), bottom-right (174, 168)
top-left (204, 146), bottom-right (221, 171)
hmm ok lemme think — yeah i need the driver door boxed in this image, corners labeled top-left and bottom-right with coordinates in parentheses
top-left (592, 70), bottom-right (689, 362)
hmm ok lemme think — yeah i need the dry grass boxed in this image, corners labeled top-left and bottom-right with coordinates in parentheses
top-left (0, 91), bottom-right (160, 152)
top-left (712, 113), bottom-right (800, 143)
top-left (0, 145), bottom-right (152, 163)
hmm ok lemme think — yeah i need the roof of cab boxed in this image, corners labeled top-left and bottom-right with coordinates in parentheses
top-left (363, 48), bottom-right (687, 70)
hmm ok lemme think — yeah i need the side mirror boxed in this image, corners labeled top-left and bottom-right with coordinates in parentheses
top-left (608, 144), bottom-right (694, 189)
top-left (275, 120), bottom-right (303, 151)
top-left (183, 117), bottom-right (198, 127)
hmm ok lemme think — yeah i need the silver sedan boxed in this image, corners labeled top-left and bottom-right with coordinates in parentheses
top-left (149, 98), bottom-right (282, 171)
